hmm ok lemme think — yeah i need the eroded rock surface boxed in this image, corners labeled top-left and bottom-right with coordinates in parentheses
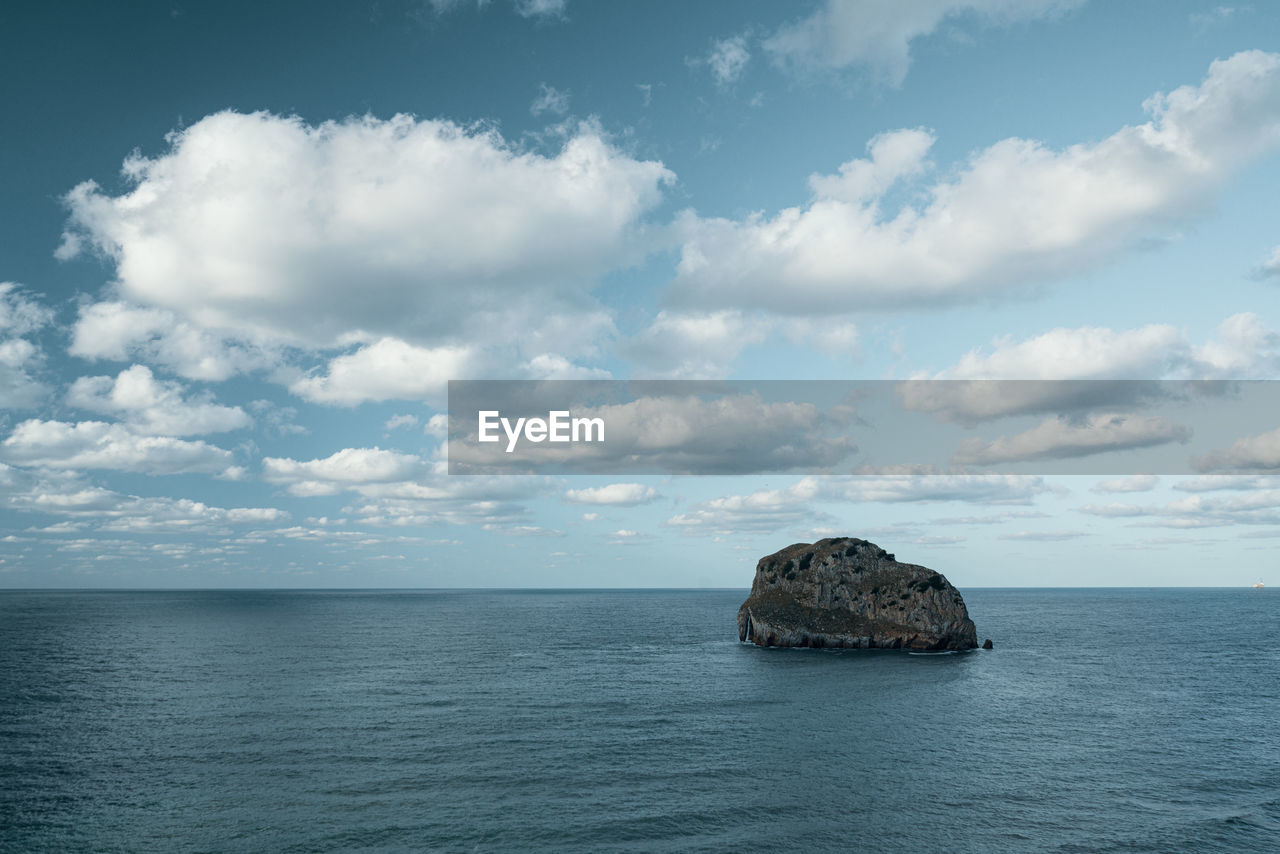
top-left (737, 537), bottom-right (978, 650)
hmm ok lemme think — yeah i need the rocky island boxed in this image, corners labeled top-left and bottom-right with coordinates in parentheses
top-left (737, 537), bottom-right (980, 650)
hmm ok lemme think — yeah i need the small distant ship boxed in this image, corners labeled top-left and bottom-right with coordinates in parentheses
top-left (1254, 580), bottom-right (1266, 589)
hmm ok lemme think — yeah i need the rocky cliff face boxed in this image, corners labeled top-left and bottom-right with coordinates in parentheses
top-left (737, 537), bottom-right (978, 650)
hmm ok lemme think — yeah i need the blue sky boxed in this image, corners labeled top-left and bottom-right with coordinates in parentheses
top-left (2, 0), bottom-right (1280, 588)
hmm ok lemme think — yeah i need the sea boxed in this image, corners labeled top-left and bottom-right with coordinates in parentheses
top-left (1, 588), bottom-right (1277, 853)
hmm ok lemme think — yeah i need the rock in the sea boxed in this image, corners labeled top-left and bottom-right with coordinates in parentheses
top-left (737, 537), bottom-right (978, 650)
top-left (982, 638), bottom-right (994, 650)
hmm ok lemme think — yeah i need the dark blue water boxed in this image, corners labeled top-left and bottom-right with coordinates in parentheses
top-left (1, 589), bottom-right (1277, 853)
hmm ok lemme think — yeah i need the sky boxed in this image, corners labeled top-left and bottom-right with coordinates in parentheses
top-left (2, 0), bottom-right (1280, 588)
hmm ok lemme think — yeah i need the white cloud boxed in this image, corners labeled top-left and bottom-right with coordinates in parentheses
top-left (59, 111), bottom-right (671, 351)
top-left (67, 365), bottom-right (250, 435)
top-left (1092, 474), bottom-right (1159, 494)
top-left (59, 111), bottom-right (664, 399)
top-left (0, 464), bottom-right (289, 533)
top-left (2, 420), bottom-right (235, 475)
top-left (385, 414), bottom-right (420, 431)
top-left (424, 414), bottom-right (449, 438)
top-left (522, 353), bottom-right (611, 380)
top-left (1192, 427), bottom-right (1280, 472)
top-left (952, 414), bottom-right (1190, 466)
top-left (563, 483), bottom-right (658, 506)
top-left (262, 448), bottom-right (427, 496)
top-left (780, 316), bottom-right (860, 358)
top-left (259, 449), bottom-right (552, 533)
top-left (1189, 313), bottom-right (1280, 375)
top-left (622, 311), bottom-right (769, 378)
top-left (530, 83), bottom-right (571, 116)
top-left (817, 474), bottom-right (1051, 504)
top-left (1258, 245), bottom-right (1280, 277)
top-left (1080, 489), bottom-right (1280, 528)
top-left (97, 499), bottom-right (288, 533)
top-left (290, 338), bottom-right (475, 405)
top-left (703, 35), bottom-right (751, 86)
top-left (764, 0), bottom-right (1083, 86)
top-left (666, 473), bottom-right (1050, 536)
top-left (924, 324), bottom-right (1187, 380)
top-left (901, 313), bottom-right (1280, 422)
top-left (666, 479), bottom-right (830, 535)
top-left (671, 52), bottom-right (1280, 313)
top-left (807, 128), bottom-right (935, 203)
top-left (70, 301), bottom-right (274, 382)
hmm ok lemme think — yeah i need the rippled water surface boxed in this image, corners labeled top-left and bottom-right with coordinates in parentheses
top-left (2, 588), bottom-right (1278, 852)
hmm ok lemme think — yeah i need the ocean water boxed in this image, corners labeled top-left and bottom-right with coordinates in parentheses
top-left (1, 588), bottom-right (1277, 853)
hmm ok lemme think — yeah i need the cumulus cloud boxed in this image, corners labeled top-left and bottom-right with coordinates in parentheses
top-left (259, 447), bottom-right (552, 531)
top-left (563, 483), bottom-right (658, 506)
top-left (2, 420), bottom-right (236, 475)
top-left (58, 111), bottom-right (670, 399)
top-left (522, 353), bottom-right (611, 380)
top-left (70, 301), bottom-right (275, 382)
top-left (262, 447), bottom-right (428, 496)
top-left (1254, 244), bottom-right (1280, 278)
top-left (290, 339), bottom-right (475, 405)
top-left (621, 311), bottom-right (770, 378)
top-left (952, 414), bottom-right (1191, 466)
top-left (424, 414), bottom-right (449, 438)
top-left (385, 414), bottom-right (420, 431)
top-left (1192, 427), bottom-right (1280, 472)
top-left (59, 111), bottom-right (671, 348)
top-left (670, 52), bottom-right (1280, 313)
top-left (666, 479), bottom-right (832, 535)
top-left (764, 0), bottom-right (1082, 86)
top-left (66, 365), bottom-right (250, 435)
top-left (900, 313), bottom-right (1280, 422)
